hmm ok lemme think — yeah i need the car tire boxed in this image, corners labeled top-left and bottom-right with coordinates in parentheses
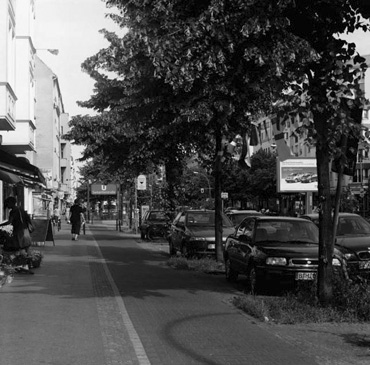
top-left (169, 241), bottom-right (176, 256)
top-left (147, 227), bottom-right (155, 240)
top-left (181, 244), bottom-right (188, 258)
top-left (225, 259), bottom-right (238, 282)
top-left (246, 265), bottom-right (262, 295)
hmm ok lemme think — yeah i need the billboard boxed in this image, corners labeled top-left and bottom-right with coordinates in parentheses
top-left (277, 158), bottom-right (318, 193)
top-left (91, 183), bottom-right (117, 195)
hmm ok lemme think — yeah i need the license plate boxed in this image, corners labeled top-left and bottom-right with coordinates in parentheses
top-left (207, 244), bottom-right (215, 249)
top-left (295, 272), bottom-right (316, 281)
top-left (359, 261), bottom-right (370, 269)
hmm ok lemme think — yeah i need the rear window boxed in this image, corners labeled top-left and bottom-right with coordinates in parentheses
top-left (148, 211), bottom-right (167, 221)
top-left (186, 212), bottom-right (233, 227)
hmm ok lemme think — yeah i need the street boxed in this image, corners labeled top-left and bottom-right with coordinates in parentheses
top-left (0, 222), bottom-right (368, 365)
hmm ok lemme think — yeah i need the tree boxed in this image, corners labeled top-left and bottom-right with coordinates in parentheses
top-left (70, 0), bottom-right (369, 304)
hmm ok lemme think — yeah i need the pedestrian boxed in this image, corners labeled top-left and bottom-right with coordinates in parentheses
top-left (69, 198), bottom-right (85, 241)
top-left (0, 197), bottom-right (33, 272)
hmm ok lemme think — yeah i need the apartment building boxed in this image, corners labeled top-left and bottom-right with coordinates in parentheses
top-left (0, 0), bottom-right (75, 220)
top-left (34, 55), bottom-right (76, 216)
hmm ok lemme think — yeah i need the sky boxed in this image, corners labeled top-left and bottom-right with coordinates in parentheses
top-left (34, 0), bottom-right (120, 166)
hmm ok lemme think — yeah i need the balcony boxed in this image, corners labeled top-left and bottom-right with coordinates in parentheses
top-left (1, 121), bottom-right (35, 154)
top-left (0, 83), bottom-right (17, 131)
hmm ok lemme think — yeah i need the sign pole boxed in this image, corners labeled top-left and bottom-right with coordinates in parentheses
top-left (134, 178), bottom-right (138, 234)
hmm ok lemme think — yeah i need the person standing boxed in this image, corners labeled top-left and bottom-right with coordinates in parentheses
top-left (0, 196), bottom-right (32, 253)
top-left (69, 199), bottom-right (85, 241)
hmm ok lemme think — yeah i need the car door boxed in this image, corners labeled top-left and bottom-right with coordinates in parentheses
top-left (229, 218), bottom-right (254, 272)
top-left (235, 218), bottom-right (255, 273)
top-left (171, 213), bottom-right (186, 251)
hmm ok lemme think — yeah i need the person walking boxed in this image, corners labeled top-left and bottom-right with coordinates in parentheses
top-left (69, 199), bottom-right (85, 241)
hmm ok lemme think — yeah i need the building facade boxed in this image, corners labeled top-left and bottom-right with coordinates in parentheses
top-left (0, 0), bottom-right (75, 220)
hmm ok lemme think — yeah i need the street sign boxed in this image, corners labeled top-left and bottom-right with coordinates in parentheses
top-left (137, 175), bottom-right (147, 190)
top-left (221, 192), bottom-right (228, 199)
top-left (91, 183), bottom-right (117, 195)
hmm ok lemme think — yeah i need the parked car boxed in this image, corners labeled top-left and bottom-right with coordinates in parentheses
top-left (301, 212), bottom-right (370, 277)
top-left (225, 209), bottom-right (262, 227)
top-left (285, 172), bottom-right (306, 183)
top-left (168, 209), bottom-right (234, 257)
top-left (301, 173), bottom-right (317, 183)
top-left (223, 216), bottom-right (343, 293)
top-left (139, 210), bottom-right (171, 239)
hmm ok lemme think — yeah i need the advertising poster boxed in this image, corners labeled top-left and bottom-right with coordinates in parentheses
top-left (277, 158), bottom-right (318, 193)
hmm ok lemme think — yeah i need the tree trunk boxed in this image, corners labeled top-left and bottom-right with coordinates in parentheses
top-left (214, 130), bottom-right (223, 262)
top-left (314, 112), bottom-right (334, 305)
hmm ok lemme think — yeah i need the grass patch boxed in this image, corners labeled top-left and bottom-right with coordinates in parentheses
top-left (167, 256), bottom-right (225, 273)
top-left (232, 277), bottom-right (370, 324)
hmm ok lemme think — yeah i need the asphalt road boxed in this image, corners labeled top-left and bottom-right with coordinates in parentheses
top-left (90, 222), bottom-right (317, 365)
top-left (1, 221), bottom-right (368, 365)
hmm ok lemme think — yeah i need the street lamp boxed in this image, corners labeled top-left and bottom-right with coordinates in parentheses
top-left (194, 171), bottom-right (211, 199)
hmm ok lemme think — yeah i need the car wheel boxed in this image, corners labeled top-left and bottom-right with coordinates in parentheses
top-left (147, 227), bottom-right (155, 240)
top-left (246, 265), bottom-right (262, 295)
top-left (225, 259), bottom-right (238, 282)
top-left (169, 241), bottom-right (176, 256)
top-left (181, 244), bottom-right (188, 258)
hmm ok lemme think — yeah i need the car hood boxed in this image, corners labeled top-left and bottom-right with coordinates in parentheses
top-left (187, 226), bottom-right (234, 238)
top-left (257, 242), bottom-right (319, 257)
top-left (335, 235), bottom-right (370, 252)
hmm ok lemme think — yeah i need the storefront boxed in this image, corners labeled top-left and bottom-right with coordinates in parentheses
top-left (0, 148), bottom-right (46, 221)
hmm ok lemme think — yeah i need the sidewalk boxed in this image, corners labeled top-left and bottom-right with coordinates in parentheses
top-left (0, 223), bottom-right (143, 365)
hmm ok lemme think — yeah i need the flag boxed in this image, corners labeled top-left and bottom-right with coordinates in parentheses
top-left (47, 49), bottom-right (59, 55)
top-left (250, 122), bottom-right (259, 146)
top-left (238, 131), bottom-right (252, 169)
top-left (261, 119), bottom-right (270, 141)
top-left (271, 117), bottom-right (293, 161)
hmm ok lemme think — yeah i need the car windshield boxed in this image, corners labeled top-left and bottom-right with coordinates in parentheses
top-left (255, 220), bottom-right (318, 244)
top-left (337, 216), bottom-right (370, 236)
top-left (186, 212), bottom-right (233, 227)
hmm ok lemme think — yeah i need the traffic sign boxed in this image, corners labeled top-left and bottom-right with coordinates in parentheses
top-left (221, 192), bottom-right (228, 199)
top-left (137, 175), bottom-right (147, 190)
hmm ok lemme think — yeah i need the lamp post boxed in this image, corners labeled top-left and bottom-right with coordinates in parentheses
top-left (194, 171), bottom-right (211, 199)
top-left (87, 179), bottom-right (92, 223)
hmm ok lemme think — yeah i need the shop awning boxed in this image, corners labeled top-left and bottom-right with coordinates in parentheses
top-left (0, 148), bottom-right (46, 186)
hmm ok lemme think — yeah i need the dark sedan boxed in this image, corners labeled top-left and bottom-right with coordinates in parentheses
top-left (224, 216), bottom-right (343, 293)
top-left (139, 210), bottom-right (171, 239)
top-left (301, 213), bottom-right (370, 277)
top-left (168, 209), bottom-right (234, 257)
